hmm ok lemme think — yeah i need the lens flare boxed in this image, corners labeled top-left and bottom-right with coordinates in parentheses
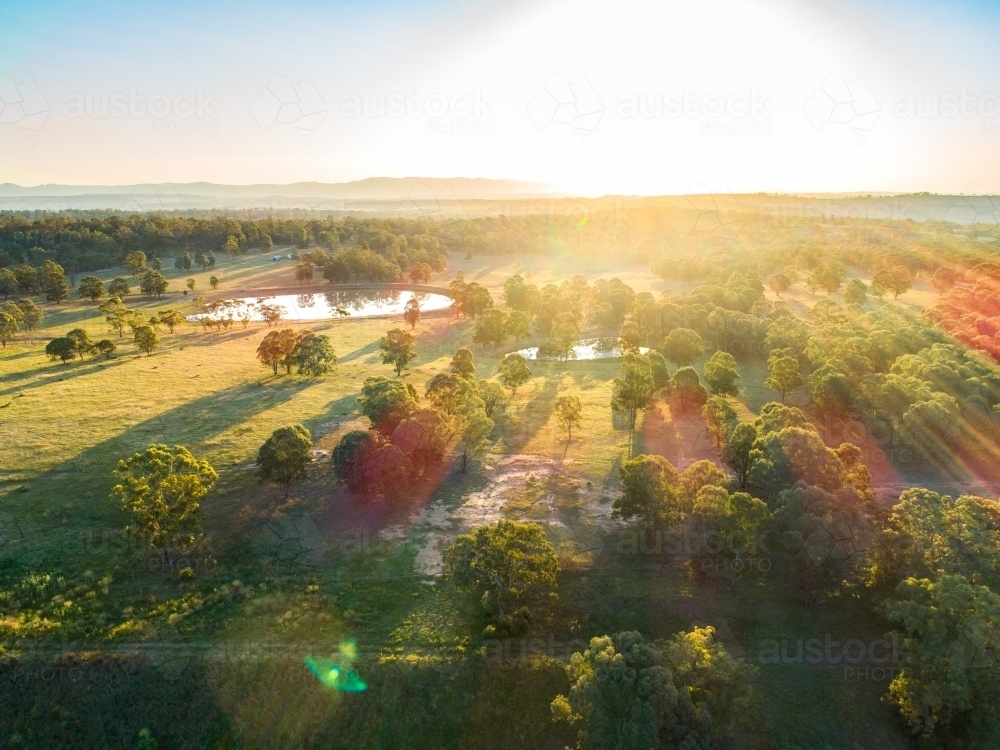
top-left (305, 640), bottom-right (367, 692)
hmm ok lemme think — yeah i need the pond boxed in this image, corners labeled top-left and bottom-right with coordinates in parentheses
top-left (188, 289), bottom-right (453, 322)
top-left (514, 337), bottom-right (650, 361)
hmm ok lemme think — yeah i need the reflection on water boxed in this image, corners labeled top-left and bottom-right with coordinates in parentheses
top-left (515, 337), bottom-right (650, 361)
top-left (188, 289), bottom-right (452, 322)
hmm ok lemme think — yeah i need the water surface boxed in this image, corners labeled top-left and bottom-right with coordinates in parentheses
top-left (189, 289), bottom-right (452, 322)
top-left (515, 337), bottom-right (650, 361)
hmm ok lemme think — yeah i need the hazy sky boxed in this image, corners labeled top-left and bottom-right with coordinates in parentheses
top-left (2, 0), bottom-right (1000, 194)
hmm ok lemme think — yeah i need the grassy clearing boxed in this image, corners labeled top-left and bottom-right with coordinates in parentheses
top-left (0, 252), bottom-right (918, 748)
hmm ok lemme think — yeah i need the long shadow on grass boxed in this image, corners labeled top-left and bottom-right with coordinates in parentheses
top-left (504, 370), bottom-right (560, 452)
top-left (10, 379), bottom-right (314, 527)
top-left (0, 357), bottom-right (130, 397)
top-left (337, 339), bottom-right (381, 364)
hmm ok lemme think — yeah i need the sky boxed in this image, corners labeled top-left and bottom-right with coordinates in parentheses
top-left (1, 0), bottom-right (1000, 195)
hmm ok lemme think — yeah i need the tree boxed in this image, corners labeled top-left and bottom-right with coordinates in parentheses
top-left (77, 276), bottom-right (104, 301)
top-left (454, 378), bottom-right (494, 471)
top-left (186, 278), bottom-right (196, 292)
top-left (256, 328), bottom-right (300, 375)
top-left (808, 363), bottom-right (854, 421)
top-left (444, 519), bottom-right (558, 629)
top-left (332, 430), bottom-right (379, 491)
top-left (498, 353), bottom-right (531, 395)
top-left (123, 251), bottom-right (147, 277)
top-left (477, 379), bottom-right (507, 419)
top-left (843, 278), bottom-right (867, 305)
top-left (112, 444), bottom-right (217, 569)
top-left (361, 443), bottom-right (415, 501)
top-left (133, 324), bottom-right (160, 356)
top-left (196, 253), bottom-right (209, 269)
top-left (426, 372), bottom-right (464, 414)
top-left (294, 262), bottom-right (314, 282)
top-left (807, 264), bottom-right (844, 295)
top-left (258, 303), bottom-right (284, 326)
top-left (671, 366), bottom-right (708, 412)
top-left (614, 454), bottom-right (683, 529)
top-left (403, 297), bottom-right (420, 329)
top-left (459, 282), bottom-right (494, 318)
top-left (873, 265), bottom-right (912, 299)
top-left (0, 268), bottom-right (16, 299)
top-left (764, 352), bottom-right (803, 402)
top-left (451, 346), bottom-right (476, 379)
top-left (661, 626), bottom-right (762, 741)
top-left (17, 298), bottom-right (42, 331)
top-left (392, 407), bottom-right (451, 475)
top-left (359, 376), bottom-right (419, 435)
top-left (703, 350), bottom-right (740, 396)
top-left (769, 273), bottom-right (790, 296)
top-left (702, 396), bottom-right (737, 448)
top-left (140, 270), bottom-right (168, 297)
top-left (13, 265), bottom-right (36, 294)
top-left (108, 277), bottom-right (130, 297)
top-left (157, 310), bottom-right (185, 334)
top-left (551, 631), bottom-right (710, 750)
top-left (323, 256), bottom-right (351, 283)
top-left (2, 300), bottom-right (24, 327)
top-left (174, 251), bottom-right (192, 271)
top-left (222, 235), bottom-right (240, 261)
top-left (662, 327), bottom-right (704, 367)
top-left (209, 275), bottom-right (219, 290)
top-left (94, 339), bottom-right (116, 359)
top-left (678, 459), bottom-right (729, 510)
top-left (766, 316), bottom-right (809, 356)
top-left (646, 350), bottom-right (671, 390)
top-left (257, 424), bottom-right (312, 497)
top-left (45, 337), bottom-right (76, 363)
top-left (554, 395), bottom-right (583, 442)
top-left (100, 297), bottom-right (139, 338)
top-left (41, 260), bottom-right (69, 303)
top-left (506, 310), bottom-right (530, 341)
top-left (66, 328), bottom-right (94, 359)
top-left (473, 308), bottom-right (508, 349)
top-left (689, 486), bottom-right (771, 584)
top-left (611, 352), bottom-right (654, 449)
top-left (409, 262), bottom-right (432, 283)
top-left (862, 489), bottom-right (1000, 593)
top-left (292, 332), bottom-right (337, 376)
top-left (0, 311), bottom-right (18, 348)
top-left (723, 422), bottom-right (758, 489)
top-left (930, 267), bottom-right (956, 293)
top-left (380, 328), bottom-right (417, 376)
top-left (885, 574), bottom-right (1000, 742)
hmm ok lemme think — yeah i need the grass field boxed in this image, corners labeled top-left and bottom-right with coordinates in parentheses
top-left (0, 251), bottom-right (919, 748)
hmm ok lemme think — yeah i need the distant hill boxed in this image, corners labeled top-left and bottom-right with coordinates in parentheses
top-left (1, 181), bottom-right (998, 224)
top-left (0, 177), bottom-right (555, 210)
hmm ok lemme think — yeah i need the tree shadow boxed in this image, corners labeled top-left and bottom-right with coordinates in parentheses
top-left (8, 379), bottom-right (315, 529)
top-left (504, 373), bottom-right (560, 452)
top-left (337, 340), bottom-right (382, 364)
top-left (0, 357), bottom-right (130, 397)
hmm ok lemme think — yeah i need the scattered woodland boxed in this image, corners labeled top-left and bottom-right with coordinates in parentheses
top-left (3, 205), bottom-right (1000, 748)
